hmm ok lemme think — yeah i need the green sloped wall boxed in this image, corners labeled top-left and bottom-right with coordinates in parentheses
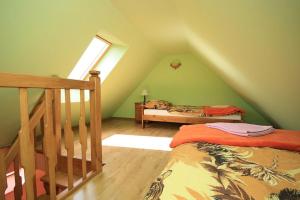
top-left (114, 53), bottom-right (269, 125)
top-left (0, 0), bottom-right (161, 147)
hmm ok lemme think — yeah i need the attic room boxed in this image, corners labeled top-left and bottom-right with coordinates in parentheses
top-left (0, 0), bottom-right (299, 200)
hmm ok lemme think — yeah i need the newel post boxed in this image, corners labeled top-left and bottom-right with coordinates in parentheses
top-left (89, 71), bottom-right (102, 173)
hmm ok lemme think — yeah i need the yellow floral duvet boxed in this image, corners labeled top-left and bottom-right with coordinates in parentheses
top-left (145, 142), bottom-right (300, 200)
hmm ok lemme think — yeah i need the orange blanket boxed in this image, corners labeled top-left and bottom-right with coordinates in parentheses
top-left (203, 106), bottom-right (244, 116)
top-left (170, 124), bottom-right (300, 151)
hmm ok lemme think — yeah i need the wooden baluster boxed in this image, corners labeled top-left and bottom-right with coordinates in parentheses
top-left (19, 88), bottom-right (37, 199)
top-left (44, 89), bottom-right (57, 200)
top-left (54, 89), bottom-right (62, 156)
top-left (40, 116), bottom-right (45, 152)
top-left (64, 89), bottom-right (74, 190)
top-left (13, 155), bottom-right (23, 200)
top-left (79, 90), bottom-right (88, 179)
top-left (89, 71), bottom-right (102, 173)
top-left (0, 153), bottom-right (7, 200)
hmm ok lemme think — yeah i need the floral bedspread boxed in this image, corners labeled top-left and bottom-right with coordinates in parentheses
top-left (145, 142), bottom-right (300, 200)
top-left (167, 105), bottom-right (204, 117)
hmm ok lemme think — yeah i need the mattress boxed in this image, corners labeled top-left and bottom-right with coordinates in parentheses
top-left (144, 109), bottom-right (242, 120)
top-left (145, 125), bottom-right (300, 200)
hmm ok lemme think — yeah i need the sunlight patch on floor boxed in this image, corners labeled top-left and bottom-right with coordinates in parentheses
top-left (102, 134), bottom-right (172, 151)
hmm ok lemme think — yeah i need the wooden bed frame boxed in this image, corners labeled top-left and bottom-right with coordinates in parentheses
top-left (141, 105), bottom-right (243, 128)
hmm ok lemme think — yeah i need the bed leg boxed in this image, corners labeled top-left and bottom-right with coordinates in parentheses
top-left (141, 105), bottom-right (145, 129)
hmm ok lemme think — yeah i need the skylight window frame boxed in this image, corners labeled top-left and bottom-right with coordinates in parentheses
top-left (63, 35), bottom-right (112, 103)
top-left (68, 35), bottom-right (112, 81)
top-left (82, 35), bottom-right (112, 80)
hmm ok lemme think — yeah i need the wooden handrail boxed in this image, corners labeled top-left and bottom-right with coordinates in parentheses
top-left (0, 72), bottom-right (94, 90)
top-left (30, 101), bottom-right (46, 130)
top-left (0, 70), bottom-right (102, 200)
top-left (4, 138), bottom-right (20, 168)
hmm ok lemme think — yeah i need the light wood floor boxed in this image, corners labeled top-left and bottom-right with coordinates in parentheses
top-left (66, 118), bottom-right (180, 200)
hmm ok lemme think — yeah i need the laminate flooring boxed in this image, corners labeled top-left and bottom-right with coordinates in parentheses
top-left (66, 118), bottom-right (180, 200)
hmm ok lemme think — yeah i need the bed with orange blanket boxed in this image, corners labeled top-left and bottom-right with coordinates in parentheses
top-left (144, 124), bottom-right (300, 200)
top-left (142, 104), bottom-right (244, 128)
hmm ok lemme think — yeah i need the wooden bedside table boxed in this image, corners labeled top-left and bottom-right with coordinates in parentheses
top-left (135, 102), bottom-right (143, 123)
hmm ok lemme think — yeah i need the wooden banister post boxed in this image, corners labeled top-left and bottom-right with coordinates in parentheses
top-left (44, 89), bottom-right (57, 199)
top-left (79, 90), bottom-right (88, 179)
top-left (0, 153), bottom-right (7, 200)
top-left (89, 71), bottom-right (102, 173)
top-left (19, 88), bottom-right (37, 200)
top-left (64, 89), bottom-right (74, 190)
top-left (54, 89), bottom-right (62, 156)
top-left (13, 155), bottom-right (23, 200)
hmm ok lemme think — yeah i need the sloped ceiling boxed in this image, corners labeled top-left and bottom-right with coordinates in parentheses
top-left (111, 0), bottom-right (300, 130)
top-left (0, 0), bottom-right (299, 147)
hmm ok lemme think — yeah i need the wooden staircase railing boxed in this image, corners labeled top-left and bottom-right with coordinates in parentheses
top-left (0, 71), bottom-right (102, 200)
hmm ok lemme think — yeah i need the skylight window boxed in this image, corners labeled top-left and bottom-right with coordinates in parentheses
top-left (68, 36), bottom-right (110, 80)
top-left (64, 35), bottom-right (126, 102)
top-left (63, 36), bottom-right (111, 102)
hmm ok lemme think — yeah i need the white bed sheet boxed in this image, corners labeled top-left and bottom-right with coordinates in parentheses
top-left (144, 109), bottom-right (242, 120)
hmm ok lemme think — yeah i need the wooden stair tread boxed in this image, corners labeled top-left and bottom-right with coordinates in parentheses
top-left (41, 171), bottom-right (81, 188)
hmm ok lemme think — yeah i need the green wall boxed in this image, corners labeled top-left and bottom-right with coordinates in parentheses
top-left (114, 54), bottom-right (269, 125)
top-left (0, 0), bottom-right (161, 147)
top-left (2, 1), bottom-right (296, 147)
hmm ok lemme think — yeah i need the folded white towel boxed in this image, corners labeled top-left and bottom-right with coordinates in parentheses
top-left (206, 123), bottom-right (274, 137)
